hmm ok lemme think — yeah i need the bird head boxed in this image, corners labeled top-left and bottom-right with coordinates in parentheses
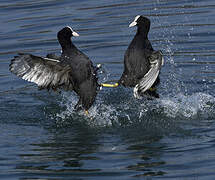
top-left (57, 26), bottom-right (79, 49)
top-left (129, 15), bottom-right (150, 28)
top-left (58, 26), bottom-right (79, 39)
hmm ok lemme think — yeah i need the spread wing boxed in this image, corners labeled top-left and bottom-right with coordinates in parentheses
top-left (134, 51), bottom-right (164, 97)
top-left (9, 53), bottom-right (74, 91)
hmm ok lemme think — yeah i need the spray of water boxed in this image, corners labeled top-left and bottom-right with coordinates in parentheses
top-left (52, 87), bottom-right (215, 129)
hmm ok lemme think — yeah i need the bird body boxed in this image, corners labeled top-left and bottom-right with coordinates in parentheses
top-left (121, 35), bottom-right (152, 87)
top-left (60, 44), bottom-right (98, 111)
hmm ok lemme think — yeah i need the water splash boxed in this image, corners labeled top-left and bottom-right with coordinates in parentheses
top-left (52, 89), bottom-right (215, 129)
top-left (159, 92), bottom-right (215, 119)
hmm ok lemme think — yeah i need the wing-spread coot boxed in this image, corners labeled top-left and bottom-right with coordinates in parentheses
top-left (10, 26), bottom-right (99, 114)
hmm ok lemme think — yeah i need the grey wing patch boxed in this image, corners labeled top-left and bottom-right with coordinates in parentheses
top-left (134, 50), bottom-right (164, 98)
top-left (9, 53), bottom-right (73, 91)
top-left (46, 53), bottom-right (61, 61)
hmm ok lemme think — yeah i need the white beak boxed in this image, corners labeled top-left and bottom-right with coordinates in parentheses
top-left (72, 31), bottom-right (79, 37)
top-left (129, 21), bottom-right (137, 27)
top-left (129, 15), bottom-right (140, 27)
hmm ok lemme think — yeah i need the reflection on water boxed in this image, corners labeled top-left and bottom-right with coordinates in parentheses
top-left (0, 0), bottom-right (215, 179)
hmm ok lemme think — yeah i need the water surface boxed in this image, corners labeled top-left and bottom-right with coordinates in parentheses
top-left (0, 0), bottom-right (215, 179)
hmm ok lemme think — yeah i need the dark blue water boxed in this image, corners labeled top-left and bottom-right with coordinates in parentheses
top-left (1, 0), bottom-right (215, 179)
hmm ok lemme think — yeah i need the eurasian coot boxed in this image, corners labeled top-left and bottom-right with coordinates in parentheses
top-left (10, 26), bottom-right (99, 114)
top-left (119, 15), bottom-right (164, 98)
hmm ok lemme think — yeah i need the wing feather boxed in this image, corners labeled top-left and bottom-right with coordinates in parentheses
top-left (134, 51), bottom-right (164, 98)
top-left (9, 53), bottom-right (73, 91)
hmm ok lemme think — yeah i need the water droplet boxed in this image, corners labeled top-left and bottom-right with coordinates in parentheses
top-left (112, 147), bottom-right (116, 151)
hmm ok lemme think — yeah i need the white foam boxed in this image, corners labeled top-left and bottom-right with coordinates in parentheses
top-left (159, 93), bottom-right (215, 118)
top-left (50, 90), bottom-right (215, 130)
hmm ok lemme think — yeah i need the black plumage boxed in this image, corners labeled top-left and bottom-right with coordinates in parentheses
top-left (119, 16), bottom-right (164, 98)
top-left (9, 26), bottom-right (98, 111)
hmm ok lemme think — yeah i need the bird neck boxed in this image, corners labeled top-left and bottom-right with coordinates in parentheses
top-left (60, 39), bottom-right (76, 52)
top-left (137, 26), bottom-right (149, 38)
